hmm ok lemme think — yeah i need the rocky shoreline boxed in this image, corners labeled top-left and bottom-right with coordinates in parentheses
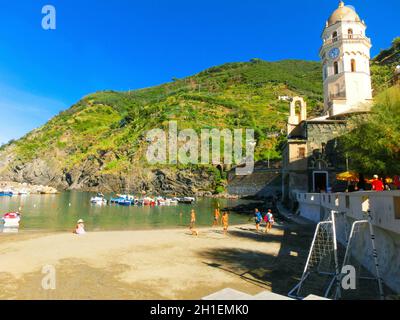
top-left (0, 181), bottom-right (58, 195)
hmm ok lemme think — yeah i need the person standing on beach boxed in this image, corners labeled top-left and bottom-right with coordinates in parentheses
top-left (212, 208), bottom-right (220, 227)
top-left (264, 209), bottom-right (275, 233)
top-left (254, 208), bottom-right (262, 232)
top-left (190, 209), bottom-right (196, 229)
top-left (222, 212), bottom-right (229, 235)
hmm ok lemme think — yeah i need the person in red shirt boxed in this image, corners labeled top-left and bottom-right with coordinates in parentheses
top-left (371, 175), bottom-right (384, 191)
top-left (394, 176), bottom-right (400, 190)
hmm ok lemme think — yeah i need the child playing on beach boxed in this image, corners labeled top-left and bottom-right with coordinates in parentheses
top-left (190, 209), bottom-right (196, 229)
top-left (189, 209), bottom-right (199, 236)
top-left (222, 212), bottom-right (229, 235)
top-left (254, 208), bottom-right (262, 232)
top-left (74, 219), bottom-right (86, 235)
top-left (212, 208), bottom-right (220, 227)
top-left (264, 209), bottom-right (275, 233)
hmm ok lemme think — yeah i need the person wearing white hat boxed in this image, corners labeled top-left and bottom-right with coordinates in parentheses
top-left (74, 219), bottom-right (86, 235)
top-left (371, 175), bottom-right (384, 192)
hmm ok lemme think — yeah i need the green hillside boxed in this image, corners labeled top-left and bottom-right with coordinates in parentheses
top-left (371, 37), bottom-right (400, 93)
top-left (18, 59), bottom-right (323, 167)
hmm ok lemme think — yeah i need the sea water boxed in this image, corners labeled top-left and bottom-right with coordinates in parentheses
top-left (0, 191), bottom-right (252, 232)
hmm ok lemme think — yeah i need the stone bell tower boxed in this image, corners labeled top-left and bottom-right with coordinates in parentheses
top-left (320, 1), bottom-right (373, 117)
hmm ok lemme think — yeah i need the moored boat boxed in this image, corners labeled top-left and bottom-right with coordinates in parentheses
top-left (178, 197), bottom-right (196, 204)
top-left (0, 191), bottom-right (13, 197)
top-left (90, 195), bottom-right (108, 205)
top-left (2, 212), bottom-right (21, 228)
top-left (118, 199), bottom-right (133, 206)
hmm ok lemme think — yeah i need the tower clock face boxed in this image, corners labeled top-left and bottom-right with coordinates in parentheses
top-left (328, 48), bottom-right (340, 60)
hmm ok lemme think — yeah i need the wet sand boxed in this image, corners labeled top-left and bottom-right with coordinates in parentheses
top-left (0, 222), bottom-right (314, 300)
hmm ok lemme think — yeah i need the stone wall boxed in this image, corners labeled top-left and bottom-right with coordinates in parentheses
top-left (227, 169), bottom-right (281, 197)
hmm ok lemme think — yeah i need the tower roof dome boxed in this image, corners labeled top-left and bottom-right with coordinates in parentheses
top-left (328, 1), bottom-right (361, 26)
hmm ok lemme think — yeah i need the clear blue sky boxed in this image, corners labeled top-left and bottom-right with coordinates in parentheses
top-left (0, 0), bottom-right (399, 144)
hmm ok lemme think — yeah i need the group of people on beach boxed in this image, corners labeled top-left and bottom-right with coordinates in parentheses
top-left (73, 205), bottom-right (272, 237)
top-left (212, 207), bottom-right (229, 234)
top-left (254, 208), bottom-right (275, 233)
top-left (189, 207), bottom-right (229, 236)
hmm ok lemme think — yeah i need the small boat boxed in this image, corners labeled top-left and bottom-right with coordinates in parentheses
top-left (90, 196), bottom-right (107, 205)
top-left (0, 191), bottom-right (13, 197)
top-left (110, 197), bottom-right (124, 204)
top-left (143, 197), bottom-right (155, 206)
top-left (156, 197), bottom-right (167, 206)
top-left (116, 194), bottom-right (135, 201)
top-left (168, 199), bottom-right (179, 206)
top-left (117, 199), bottom-right (132, 206)
top-left (178, 197), bottom-right (196, 204)
top-left (18, 190), bottom-right (30, 196)
top-left (2, 212), bottom-right (21, 228)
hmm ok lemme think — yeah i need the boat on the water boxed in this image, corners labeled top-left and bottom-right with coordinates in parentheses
top-left (90, 193), bottom-right (108, 205)
top-left (143, 197), bottom-right (156, 206)
top-left (178, 197), bottom-right (196, 204)
top-left (110, 197), bottom-right (123, 204)
top-left (1, 212), bottom-right (21, 228)
top-left (0, 191), bottom-right (13, 197)
top-left (168, 199), bottom-right (179, 206)
top-left (118, 199), bottom-right (132, 206)
top-left (18, 189), bottom-right (30, 196)
top-left (99, 193), bottom-right (193, 207)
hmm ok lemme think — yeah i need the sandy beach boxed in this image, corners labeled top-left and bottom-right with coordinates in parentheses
top-left (0, 222), bottom-right (314, 300)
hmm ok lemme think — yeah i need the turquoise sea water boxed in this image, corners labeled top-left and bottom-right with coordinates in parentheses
top-left (0, 192), bottom-right (251, 232)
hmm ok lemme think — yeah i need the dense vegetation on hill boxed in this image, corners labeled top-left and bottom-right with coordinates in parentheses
top-left (340, 84), bottom-right (400, 176)
top-left (13, 59), bottom-right (323, 164)
top-left (371, 37), bottom-right (400, 93)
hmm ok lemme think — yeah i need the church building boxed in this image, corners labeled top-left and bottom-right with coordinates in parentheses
top-left (282, 1), bottom-right (373, 202)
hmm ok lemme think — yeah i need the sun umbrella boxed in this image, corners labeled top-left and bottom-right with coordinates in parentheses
top-left (336, 171), bottom-right (359, 182)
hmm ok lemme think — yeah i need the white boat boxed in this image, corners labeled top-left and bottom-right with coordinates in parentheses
top-left (2, 212), bottom-right (21, 228)
top-left (178, 197), bottom-right (196, 204)
top-left (168, 199), bottom-right (179, 206)
top-left (18, 189), bottom-right (30, 196)
top-left (90, 196), bottom-right (107, 205)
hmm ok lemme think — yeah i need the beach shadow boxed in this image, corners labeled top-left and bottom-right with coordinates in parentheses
top-left (199, 223), bottom-right (315, 295)
top-left (227, 229), bottom-right (282, 244)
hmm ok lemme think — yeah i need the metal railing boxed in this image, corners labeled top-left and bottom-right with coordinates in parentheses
top-left (323, 34), bottom-right (371, 46)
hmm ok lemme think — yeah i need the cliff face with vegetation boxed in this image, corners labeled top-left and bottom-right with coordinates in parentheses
top-left (0, 37), bottom-right (397, 195)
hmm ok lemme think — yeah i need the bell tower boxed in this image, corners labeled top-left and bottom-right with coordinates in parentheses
top-left (320, 1), bottom-right (373, 117)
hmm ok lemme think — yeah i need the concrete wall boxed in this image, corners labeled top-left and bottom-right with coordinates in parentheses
top-left (294, 190), bottom-right (400, 294)
top-left (227, 169), bottom-right (281, 197)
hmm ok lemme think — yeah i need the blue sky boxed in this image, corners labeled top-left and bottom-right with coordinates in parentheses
top-left (0, 0), bottom-right (399, 144)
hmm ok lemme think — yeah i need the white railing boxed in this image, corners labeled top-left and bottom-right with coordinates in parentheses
top-left (323, 34), bottom-right (371, 46)
top-left (295, 190), bottom-right (400, 234)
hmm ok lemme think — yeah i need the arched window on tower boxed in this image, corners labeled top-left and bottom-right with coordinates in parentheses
top-left (348, 29), bottom-right (353, 39)
top-left (351, 59), bottom-right (356, 72)
top-left (332, 31), bottom-right (338, 42)
top-left (334, 61), bottom-right (339, 75)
